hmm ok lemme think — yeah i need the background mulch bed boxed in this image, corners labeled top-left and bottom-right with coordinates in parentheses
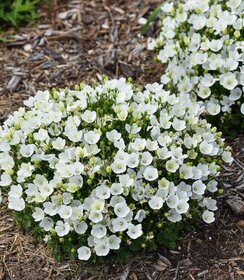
top-left (0, 1), bottom-right (243, 279)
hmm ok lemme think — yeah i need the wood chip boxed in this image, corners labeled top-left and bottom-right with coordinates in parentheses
top-left (6, 76), bottom-right (21, 91)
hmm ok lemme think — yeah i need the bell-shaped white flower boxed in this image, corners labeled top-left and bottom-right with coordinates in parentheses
top-left (112, 217), bottom-right (128, 232)
top-left (108, 235), bottom-right (121, 250)
top-left (82, 110), bottom-right (96, 123)
top-left (95, 242), bottom-right (110, 256)
top-left (202, 210), bottom-right (215, 224)
top-left (127, 224), bottom-right (143, 239)
top-left (192, 180), bottom-right (206, 195)
top-left (106, 129), bottom-right (121, 142)
top-left (77, 246), bottom-right (91, 261)
top-left (91, 224), bottom-right (107, 238)
top-left (148, 196), bottom-right (163, 210)
top-left (39, 217), bottom-right (54, 231)
top-left (114, 202), bottom-right (130, 218)
top-left (84, 130), bottom-right (100, 145)
top-left (8, 197), bottom-right (25, 211)
top-left (143, 166), bottom-right (158, 181)
top-left (74, 221), bottom-right (88, 234)
top-left (95, 185), bottom-right (111, 199)
top-left (32, 207), bottom-right (45, 222)
top-left (55, 221), bottom-right (70, 236)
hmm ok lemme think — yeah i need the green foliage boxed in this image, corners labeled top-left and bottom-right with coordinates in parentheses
top-left (140, 4), bottom-right (162, 35)
top-left (0, 0), bottom-right (40, 28)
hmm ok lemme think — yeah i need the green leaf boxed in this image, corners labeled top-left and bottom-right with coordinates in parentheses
top-left (140, 4), bottom-right (162, 35)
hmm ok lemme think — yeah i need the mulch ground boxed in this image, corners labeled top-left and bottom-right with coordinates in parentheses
top-left (0, 1), bottom-right (243, 280)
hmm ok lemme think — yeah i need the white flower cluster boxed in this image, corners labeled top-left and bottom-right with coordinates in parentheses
top-left (0, 78), bottom-right (232, 260)
top-left (148, 0), bottom-right (244, 116)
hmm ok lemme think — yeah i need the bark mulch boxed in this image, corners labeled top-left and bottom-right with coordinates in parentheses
top-left (0, 1), bottom-right (243, 280)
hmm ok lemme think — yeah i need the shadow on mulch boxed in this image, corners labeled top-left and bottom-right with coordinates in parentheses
top-left (0, 1), bottom-right (243, 280)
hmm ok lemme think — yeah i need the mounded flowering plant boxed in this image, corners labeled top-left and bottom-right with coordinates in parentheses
top-left (0, 78), bottom-right (233, 261)
top-left (148, 0), bottom-right (244, 133)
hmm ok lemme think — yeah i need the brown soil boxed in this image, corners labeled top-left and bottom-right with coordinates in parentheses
top-left (0, 1), bottom-right (243, 280)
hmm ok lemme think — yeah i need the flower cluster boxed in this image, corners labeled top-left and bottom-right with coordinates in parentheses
top-left (148, 0), bottom-right (244, 117)
top-left (0, 78), bottom-right (232, 260)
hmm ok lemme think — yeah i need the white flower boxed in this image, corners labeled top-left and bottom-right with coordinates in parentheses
top-left (241, 103), bottom-right (244, 114)
top-left (203, 198), bottom-right (218, 211)
top-left (71, 162), bottom-right (84, 175)
top-left (8, 185), bottom-right (22, 198)
top-left (125, 123), bottom-right (141, 134)
top-left (43, 202), bottom-right (57, 216)
top-left (91, 224), bottom-right (107, 238)
top-left (157, 147), bottom-right (171, 159)
top-left (166, 159), bottom-right (179, 173)
top-left (202, 210), bottom-right (215, 224)
top-left (111, 161), bottom-right (127, 174)
top-left (0, 172), bottom-right (12, 186)
top-left (226, 0), bottom-right (242, 9)
top-left (32, 207), bottom-right (45, 222)
top-left (95, 185), bottom-right (111, 199)
top-left (90, 199), bottom-right (105, 213)
top-left (106, 130), bottom-right (121, 142)
top-left (34, 128), bottom-right (49, 141)
top-left (209, 39), bottom-right (223, 52)
top-left (39, 183), bottom-right (54, 197)
top-left (17, 162), bottom-right (34, 180)
top-left (114, 139), bottom-right (125, 150)
top-left (89, 211), bottom-right (103, 223)
top-left (206, 101), bottom-right (221, 116)
top-left (114, 202), bottom-right (130, 218)
top-left (229, 88), bottom-right (242, 101)
top-left (140, 151), bottom-right (153, 166)
top-left (84, 131), bottom-right (100, 144)
top-left (167, 209), bottom-right (182, 223)
top-left (207, 180), bottom-right (218, 193)
top-left (192, 180), bottom-right (206, 195)
top-left (199, 141), bottom-right (213, 155)
top-left (143, 166), bottom-right (158, 181)
top-left (52, 137), bottom-right (66, 150)
top-left (119, 174), bottom-right (133, 187)
top-left (55, 221), bottom-right (70, 236)
top-left (146, 140), bottom-right (158, 151)
top-left (198, 86), bottom-right (211, 99)
top-left (200, 74), bottom-right (215, 87)
top-left (130, 138), bottom-right (146, 151)
top-left (8, 197), bottom-right (25, 211)
top-left (222, 151), bottom-right (233, 163)
top-left (39, 217), bottom-right (54, 231)
top-left (175, 200), bottom-right (189, 214)
top-left (112, 217), bottom-right (128, 232)
top-left (108, 235), bottom-right (121, 250)
top-left (148, 196), bottom-right (163, 210)
top-left (161, 2), bottom-right (173, 12)
top-left (82, 110), bottom-right (96, 123)
top-left (77, 246), bottom-right (91, 261)
top-left (220, 73), bottom-right (238, 90)
top-left (111, 183), bottom-right (123, 195)
top-left (64, 125), bottom-right (82, 142)
top-left (20, 144), bottom-right (35, 157)
top-left (58, 205), bottom-right (73, 219)
top-left (74, 221), bottom-right (88, 234)
top-left (134, 209), bottom-right (146, 222)
top-left (172, 118), bottom-right (186, 131)
top-left (127, 153), bottom-right (139, 168)
top-left (179, 165), bottom-right (193, 179)
top-left (127, 224), bottom-right (143, 239)
top-left (95, 242), bottom-right (110, 256)
top-left (166, 194), bottom-right (179, 208)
